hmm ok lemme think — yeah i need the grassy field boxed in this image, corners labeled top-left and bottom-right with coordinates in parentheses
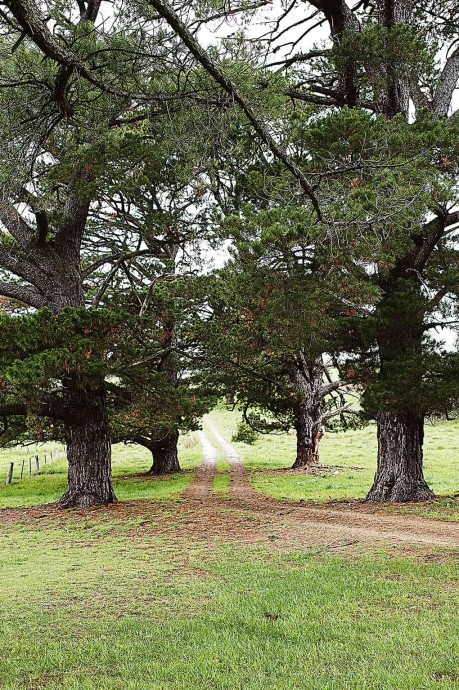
top-left (207, 408), bottom-right (459, 511)
top-left (206, 407), bottom-right (459, 521)
top-left (1, 411), bottom-right (458, 515)
top-left (1, 514), bottom-right (459, 690)
top-left (0, 436), bottom-right (203, 509)
top-left (1, 414), bottom-right (459, 689)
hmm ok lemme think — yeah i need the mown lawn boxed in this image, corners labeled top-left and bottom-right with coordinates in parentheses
top-left (206, 408), bottom-right (459, 519)
top-left (1, 513), bottom-right (459, 690)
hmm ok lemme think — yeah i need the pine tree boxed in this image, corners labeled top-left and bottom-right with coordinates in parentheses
top-left (148, 0), bottom-right (459, 501)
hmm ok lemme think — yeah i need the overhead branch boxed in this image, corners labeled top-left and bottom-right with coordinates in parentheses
top-left (412, 211), bottom-right (459, 271)
top-left (307, 0), bottom-right (360, 107)
top-left (91, 257), bottom-right (124, 307)
top-left (0, 394), bottom-right (74, 420)
top-left (1, 0), bottom-right (130, 99)
top-left (319, 379), bottom-right (351, 398)
top-left (0, 247), bottom-right (49, 291)
top-left (190, 0), bottom-right (270, 29)
top-left (430, 287), bottom-right (451, 307)
top-left (0, 199), bottom-right (35, 246)
top-left (146, 0), bottom-right (322, 219)
top-left (286, 88), bottom-right (338, 105)
top-left (0, 402), bottom-right (28, 416)
top-left (54, 177), bottom-right (91, 263)
top-left (267, 49), bottom-right (329, 70)
top-left (409, 73), bottom-right (431, 112)
top-left (322, 402), bottom-right (358, 422)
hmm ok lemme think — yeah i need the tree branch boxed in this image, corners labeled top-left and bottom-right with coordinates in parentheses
top-left (1, 0), bottom-right (129, 98)
top-left (0, 280), bottom-right (47, 308)
top-left (146, 0), bottom-right (322, 219)
top-left (432, 45), bottom-right (459, 116)
top-left (319, 380), bottom-right (351, 398)
top-left (0, 199), bottom-right (35, 246)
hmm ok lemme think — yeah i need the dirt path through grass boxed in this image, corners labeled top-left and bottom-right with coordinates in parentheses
top-left (178, 418), bottom-right (459, 551)
top-left (204, 415), bottom-right (259, 500)
top-left (2, 421), bottom-right (459, 553)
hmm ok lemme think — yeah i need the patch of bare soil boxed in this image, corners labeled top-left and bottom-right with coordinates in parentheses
top-left (190, 423), bottom-right (459, 552)
top-left (252, 465), bottom-right (365, 477)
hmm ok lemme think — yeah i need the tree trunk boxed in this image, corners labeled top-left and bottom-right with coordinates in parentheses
top-left (291, 401), bottom-right (324, 469)
top-left (146, 430), bottom-right (180, 475)
top-left (59, 382), bottom-right (116, 508)
top-left (366, 411), bottom-right (434, 502)
top-left (288, 355), bottom-right (324, 470)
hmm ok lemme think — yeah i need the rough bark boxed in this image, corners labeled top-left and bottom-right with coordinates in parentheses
top-left (0, 8), bottom-right (117, 509)
top-left (59, 382), bottom-right (116, 507)
top-left (367, 242), bottom-right (437, 501)
top-left (288, 355), bottom-right (324, 469)
top-left (292, 401), bottom-right (323, 469)
top-left (374, 0), bottom-right (411, 117)
top-left (366, 411), bottom-right (434, 502)
top-left (145, 430), bottom-right (180, 475)
top-left (361, 0), bottom-right (450, 501)
top-left (309, 0), bottom-right (360, 107)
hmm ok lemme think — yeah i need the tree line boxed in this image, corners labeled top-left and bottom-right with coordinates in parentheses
top-left (0, 0), bottom-right (457, 507)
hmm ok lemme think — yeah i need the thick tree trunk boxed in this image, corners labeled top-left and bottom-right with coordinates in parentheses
top-left (59, 383), bottom-right (116, 508)
top-left (366, 411), bottom-right (434, 502)
top-left (288, 355), bottom-right (324, 470)
top-left (146, 430), bottom-right (180, 475)
top-left (292, 413), bottom-right (322, 469)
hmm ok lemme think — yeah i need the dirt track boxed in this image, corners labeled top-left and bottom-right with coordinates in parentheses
top-left (183, 430), bottom-right (217, 500)
top-left (183, 418), bottom-right (459, 552)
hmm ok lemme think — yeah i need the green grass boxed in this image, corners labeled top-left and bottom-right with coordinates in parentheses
top-left (1, 412), bottom-right (459, 688)
top-left (212, 472), bottom-right (231, 497)
top-left (207, 408), bottom-right (459, 519)
top-left (1, 515), bottom-right (459, 690)
top-left (0, 442), bottom-right (63, 477)
top-left (0, 433), bottom-right (203, 509)
top-left (2, 411), bottom-right (459, 520)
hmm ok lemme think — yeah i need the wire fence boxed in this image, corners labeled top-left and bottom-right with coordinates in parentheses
top-left (4, 447), bottom-right (66, 485)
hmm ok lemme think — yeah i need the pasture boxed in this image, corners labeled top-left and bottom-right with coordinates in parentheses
top-left (1, 412), bottom-right (459, 690)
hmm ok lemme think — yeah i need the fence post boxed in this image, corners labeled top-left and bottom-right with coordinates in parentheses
top-left (6, 462), bottom-right (13, 485)
top-left (35, 455), bottom-right (40, 474)
top-left (21, 458), bottom-right (25, 479)
top-left (29, 457), bottom-right (32, 476)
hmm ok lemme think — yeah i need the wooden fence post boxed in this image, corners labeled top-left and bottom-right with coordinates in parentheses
top-left (21, 458), bottom-right (25, 479)
top-left (35, 455), bottom-right (40, 473)
top-left (6, 462), bottom-right (13, 485)
top-left (29, 457), bottom-right (32, 476)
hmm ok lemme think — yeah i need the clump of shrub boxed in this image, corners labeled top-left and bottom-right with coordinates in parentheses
top-left (231, 422), bottom-right (259, 445)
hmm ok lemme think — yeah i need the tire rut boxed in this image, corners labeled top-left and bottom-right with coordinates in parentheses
top-left (2, 423), bottom-right (457, 553)
top-left (183, 430), bottom-right (217, 500)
